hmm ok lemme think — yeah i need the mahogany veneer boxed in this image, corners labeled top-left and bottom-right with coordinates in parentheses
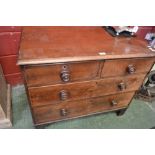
top-left (18, 27), bottom-right (155, 126)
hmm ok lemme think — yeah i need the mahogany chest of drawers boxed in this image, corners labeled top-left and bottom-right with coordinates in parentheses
top-left (18, 27), bottom-right (155, 126)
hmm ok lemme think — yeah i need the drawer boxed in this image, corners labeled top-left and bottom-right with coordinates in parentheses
top-left (29, 74), bottom-right (145, 107)
top-left (101, 58), bottom-right (154, 78)
top-left (24, 61), bottom-right (101, 87)
top-left (32, 92), bottom-right (134, 125)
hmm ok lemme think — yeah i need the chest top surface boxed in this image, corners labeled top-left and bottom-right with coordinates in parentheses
top-left (18, 26), bottom-right (155, 65)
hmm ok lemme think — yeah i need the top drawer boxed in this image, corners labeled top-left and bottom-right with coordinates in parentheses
top-left (101, 58), bottom-right (154, 78)
top-left (24, 61), bottom-right (101, 87)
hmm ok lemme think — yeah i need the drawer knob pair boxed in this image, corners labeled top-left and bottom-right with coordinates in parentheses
top-left (127, 65), bottom-right (136, 74)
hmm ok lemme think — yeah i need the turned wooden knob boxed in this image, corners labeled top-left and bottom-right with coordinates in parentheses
top-left (60, 70), bottom-right (70, 82)
top-left (127, 64), bottom-right (136, 74)
top-left (118, 82), bottom-right (126, 91)
top-left (111, 100), bottom-right (118, 106)
top-left (60, 109), bottom-right (68, 116)
top-left (59, 90), bottom-right (69, 100)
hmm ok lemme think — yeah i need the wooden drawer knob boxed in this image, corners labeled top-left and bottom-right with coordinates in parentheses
top-left (111, 100), bottom-right (118, 106)
top-left (60, 70), bottom-right (70, 82)
top-left (127, 64), bottom-right (136, 74)
top-left (60, 109), bottom-right (68, 116)
top-left (118, 82), bottom-right (126, 91)
top-left (59, 90), bottom-right (69, 100)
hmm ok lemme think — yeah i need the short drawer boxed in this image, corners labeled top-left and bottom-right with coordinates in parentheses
top-left (29, 74), bottom-right (145, 107)
top-left (32, 92), bottom-right (134, 125)
top-left (101, 58), bottom-right (154, 78)
top-left (24, 61), bottom-right (101, 87)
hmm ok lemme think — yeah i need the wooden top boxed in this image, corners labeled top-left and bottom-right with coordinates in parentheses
top-left (18, 26), bottom-right (155, 65)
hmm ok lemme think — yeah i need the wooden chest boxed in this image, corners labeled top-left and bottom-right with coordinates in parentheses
top-left (18, 27), bottom-right (155, 126)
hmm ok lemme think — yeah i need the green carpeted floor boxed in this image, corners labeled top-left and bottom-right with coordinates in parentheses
top-left (12, 85), bottom-right (155, 129)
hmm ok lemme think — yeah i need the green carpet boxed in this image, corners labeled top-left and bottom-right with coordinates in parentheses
top-left (12, 85), bottom-right (155, 129)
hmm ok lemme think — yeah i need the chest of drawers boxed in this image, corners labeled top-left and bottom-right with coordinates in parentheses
top-left (18, 27), bottom-right (155, 126)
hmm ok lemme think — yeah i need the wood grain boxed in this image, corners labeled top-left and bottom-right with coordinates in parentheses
top-left (0, 65), bottom-right (7, 115)
top-left (32, 92), bottom-right (134, 125)
top-left (18, 27), bottom-right (155, 65)
top-left (101, 58), bottom-right (155, 77)
top-left (0, 65), bottom-right (12, 128)
top-left (18, 26), bottom-right (155, 126)
top-left (0, 84), bottom-right (12, 128)
top-left (24, 61), bottom-right (101, 87)
top-left (28, 74), bottom-right (146, 107)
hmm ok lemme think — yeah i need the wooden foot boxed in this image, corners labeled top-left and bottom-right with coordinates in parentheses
top-left (116, 108), bottom-right (127, 116)
top-left (35, 124), bottom-right (49, 129)
top-left (35, 126), bottom-right (43, 129)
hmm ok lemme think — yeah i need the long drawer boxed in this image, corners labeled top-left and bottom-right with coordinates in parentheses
top-left (101, 58), bottom-right (154, 78)
top-left (24, 61), bottom-right (101, 87)
top-left (29, 74), bottom-right (145, 107)
top-left (32, 92), bottom-right (135, 125)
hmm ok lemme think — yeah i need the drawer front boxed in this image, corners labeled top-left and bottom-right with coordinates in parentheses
top-left (101, 58), bottom-right (154, 78)
top-left (32, 92), bottom-right (134, 125)
top-left (24, 61), bottom-right (101, 87)
top-left (29, 74), bottom-right (145, 107)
